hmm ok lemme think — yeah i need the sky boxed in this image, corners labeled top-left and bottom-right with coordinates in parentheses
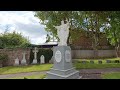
top-left (0, 11), bottom-right (47, 45)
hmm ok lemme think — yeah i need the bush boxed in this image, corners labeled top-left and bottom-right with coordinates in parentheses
top-left (0, 54), bottom-right (8, 61)
top-left (0, 54), bottom-right (8, 67)
top-left (38, 48), bottom-right (53, 63)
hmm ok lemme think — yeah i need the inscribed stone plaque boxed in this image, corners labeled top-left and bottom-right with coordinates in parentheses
top-left (65, 50), bottom-right (71, 62)
top-left (55, 50), bottom-right (61, 63)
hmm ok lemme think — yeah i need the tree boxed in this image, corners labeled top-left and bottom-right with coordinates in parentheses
top-left (82, 11), bottom-right (109, 58)
top-left (0, 31), bottom-right (30, 49)
top-left (105, 11), bottom-right (120, 57)
top-left (34, 11), bottom-right (85, 45)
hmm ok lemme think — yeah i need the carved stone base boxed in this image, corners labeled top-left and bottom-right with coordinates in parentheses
top-left (46, 46), bottom-right (81, 79)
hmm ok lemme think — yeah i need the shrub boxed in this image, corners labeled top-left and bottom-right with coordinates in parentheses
top-left (29, 48), bottom-right (53, 64)
top-left (0, 53), bottom-right (8, 67)
top-left (0, 54), bottom-right (8, 61)
top-left (37, 48), bottom-right (53, 63)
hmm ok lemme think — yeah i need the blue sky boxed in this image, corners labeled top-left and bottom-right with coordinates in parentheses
top-left (0, 11), bottom-right (47, 45)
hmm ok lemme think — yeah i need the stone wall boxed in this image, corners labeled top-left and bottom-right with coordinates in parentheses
top-left (0, 48), bottom-right (31, 66)
top-left (71, 50), bottom-right (118, 59)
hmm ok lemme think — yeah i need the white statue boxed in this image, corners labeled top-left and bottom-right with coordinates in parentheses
top-left (54, 19), bottom-right (70, 46)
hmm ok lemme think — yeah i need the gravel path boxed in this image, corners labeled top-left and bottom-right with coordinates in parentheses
top-left (1, 68), bottom-right (120, 79)
top-left (0, 71), bottom-right (47, 79)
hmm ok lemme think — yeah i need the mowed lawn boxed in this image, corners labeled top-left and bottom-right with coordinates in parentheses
top-left (0, 64), bottom-right (53, 75)
top-left (8, 74), bottom-right (46, 79)
top-left (0, 58), bottom-right (120, 75)
top-left (73, 58), bottom-right (120, 69)
top-left (102, 72), bottom-right (120, 79)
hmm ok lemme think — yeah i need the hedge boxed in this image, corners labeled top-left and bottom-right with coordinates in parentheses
top-left (29, 48), bottom-right (53, 64)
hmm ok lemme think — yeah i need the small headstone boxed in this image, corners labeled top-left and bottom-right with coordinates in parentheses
top-left (106, 60), bottom-right (111, 63)
top-left (14, 57), bottom-right (19, 66)
top-left (21, 52), bottom-right (27, 65)
top-left (32, 47), bottom-right (38, 64)
top-left (115, 60), bottom-right (119, 63)
top-left (90, 60), bottom-right (94, 64)
top-left (82, 61), bottom-right (86, 64)
top-left (40, 55), bottom-right (45, 64)
top-left (98, 60), bottom-right (102, 64)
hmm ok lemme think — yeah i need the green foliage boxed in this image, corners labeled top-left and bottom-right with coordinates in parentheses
top-left (34, 11), bottom-right (109, 47)
top-left (37, 48), bottom-right (53, 63)
top-left (29, 48), bottom-right (53, 64)
top-left (0, 54), bottom-right (8, 61)
top-left (0, 31), bottom-right (30, 49)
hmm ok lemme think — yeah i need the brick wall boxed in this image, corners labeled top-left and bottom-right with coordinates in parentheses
top-left (0, 48), bottom-right (31, 66)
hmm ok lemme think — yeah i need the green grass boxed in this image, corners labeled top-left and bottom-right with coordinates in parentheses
top-left (74, 63), bottom-right (120, 69)
top-left (0, 64), bottom-right (53, 75)
top-left (0, 58), bottom-right (120, 75)
top-left (8, 74), bottom-right (46, 79)
top-left (102, 72), bottom-right (120, 79)
top-left (73, 57), bottom-right (120, 61)
top-left (73, 58), bottom-right (120, 69)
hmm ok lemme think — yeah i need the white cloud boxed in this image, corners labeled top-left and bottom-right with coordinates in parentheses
top-left (0, 11), bottom-right (47, 44)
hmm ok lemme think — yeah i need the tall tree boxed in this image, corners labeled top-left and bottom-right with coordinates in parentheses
top-left (105, 11), bottom-right (120, 57)
top-left (34, 11), bottom-right (84, 45)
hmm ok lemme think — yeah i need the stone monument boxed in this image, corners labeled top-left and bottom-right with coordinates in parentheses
top-left (21, 51), bottom-right (27, 65)
top-left (40, 55), bottom-right (45, 64)
top-left (46, 19), bottom-right (81, 79)
top-left (32, 47), bottom-right (38, 64)
top-left (14, 57), bottom-right (19, 66)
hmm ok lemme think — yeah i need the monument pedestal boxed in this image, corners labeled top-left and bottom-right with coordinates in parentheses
top-left (46, 46), bottom-right (81, 79)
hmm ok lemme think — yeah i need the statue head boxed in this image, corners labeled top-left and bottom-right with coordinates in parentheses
top-left (61, 20), bottom-right (64, 25)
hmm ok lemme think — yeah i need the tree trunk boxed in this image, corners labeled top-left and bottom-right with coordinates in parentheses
top-left (115, 45), bottom-right (119, 58)
top-left (92, 34), bottom-right (98, 59)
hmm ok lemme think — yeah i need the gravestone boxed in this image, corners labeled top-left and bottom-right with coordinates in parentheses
top-left (82, 61), bottom-right (86, 64)
top-left (21, 52), bottom-right (27, 65)
top-left (90, 60), bottom-right (94, 64)
top-left (32, 47), bottom-right (38, 64)
top-left (106, 60), bottom-right (111, 63)
top-left (14, 57), bottom-right (19, 66)
top-left (115, 60), bottom-right (119, 63)
top-left (40, 55), bottom-right (45, 64)
top-left (98, 60), bottom-right (102, 64)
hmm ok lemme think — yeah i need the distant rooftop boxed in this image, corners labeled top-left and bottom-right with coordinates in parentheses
top-left (30, 42), bottom-right (58, 48)
top-left (39, 42), bottom-right (58, 45)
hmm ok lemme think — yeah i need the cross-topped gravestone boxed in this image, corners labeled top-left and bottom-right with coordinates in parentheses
top-left (21, 51), bottom-right (27, 65)
top-left (40, 55), bottom-right (45, 64)
top-left (106, 60), bottom-right (111, 63)
top-left (32, 47), bottom-right (38, 64)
